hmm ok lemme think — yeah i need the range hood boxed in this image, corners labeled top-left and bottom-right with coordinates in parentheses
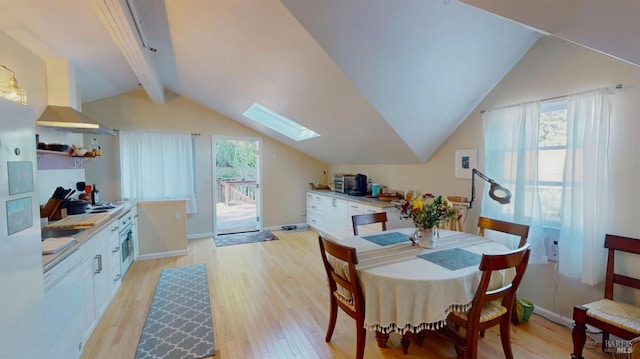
top-left (37, 105), bottom-right (115, 135)
top-left (36, 59), bottom-right (115, 136)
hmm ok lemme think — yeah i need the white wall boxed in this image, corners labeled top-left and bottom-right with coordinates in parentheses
top-left (330, 35), bottom-right (640, 318)
top-left (82, 90), bottom-right (327, 237)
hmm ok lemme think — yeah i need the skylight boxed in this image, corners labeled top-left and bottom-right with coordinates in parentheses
top-left (243, 103), bottom-right (320, 141)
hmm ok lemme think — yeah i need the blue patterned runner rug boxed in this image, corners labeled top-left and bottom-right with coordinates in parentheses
top-left (135, 264), bottom-right (215, 359)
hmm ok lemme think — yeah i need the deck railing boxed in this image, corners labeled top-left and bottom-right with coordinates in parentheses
top-left (216, 179), bottom-right (257, 206)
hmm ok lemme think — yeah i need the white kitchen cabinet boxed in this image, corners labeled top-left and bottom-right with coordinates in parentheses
top-left (307, 191), bottom-right (406, 239)
top-left (327, 197), bottom-right (349, 239)
top-left (130, 205), bottom-right (139, 259)
top-left (80, 219), bottom-right (119, 345)
top-left (80, 237), bottom-right (96, 344)
top-left (352, 203), bottom-right (388, 235)
top-left (306, 193), bottom-right (327, 231)
top-left (44, 249), bottom-right (83, 359)
top-left (93, 224), bottom-right (114, 318)
top-left (307, 192), bottom-right (349, 239)
top-left (106, 228), bottom-right (122, 299)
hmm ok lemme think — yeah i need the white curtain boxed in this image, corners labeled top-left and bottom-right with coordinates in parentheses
top-left (482, 102), bottom-right (548, 264)
top-left (119, 131), bottom-right (197, 214)
top-left (558, 88), bottom-right (615, 285)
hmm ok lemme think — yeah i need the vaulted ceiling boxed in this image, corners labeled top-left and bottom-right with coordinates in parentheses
top-left (1, 1), bottom-right (637, 164)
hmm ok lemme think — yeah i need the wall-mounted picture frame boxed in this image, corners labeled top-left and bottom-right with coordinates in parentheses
top-left (455, 148), bottom-right (477, 179)
top-left (8, 161), bottom-right (34, 195)
top-left (7, 196), bottom-right (33, 236)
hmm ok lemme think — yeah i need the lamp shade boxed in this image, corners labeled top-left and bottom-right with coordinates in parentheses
top-left (0, 65), bottom-right (27, 105)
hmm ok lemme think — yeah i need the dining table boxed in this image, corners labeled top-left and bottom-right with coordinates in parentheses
top-left (334, 228), bottom-right (514, 351)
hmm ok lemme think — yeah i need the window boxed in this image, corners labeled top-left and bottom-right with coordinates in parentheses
top-left (119, 131), bottom-right (198, 214)
top-left (538, 100), bottom-right (567, 225)
top-left (243, 102), bottom-right (320, 141)
top-left (483, 87), bottom-right (615, 282)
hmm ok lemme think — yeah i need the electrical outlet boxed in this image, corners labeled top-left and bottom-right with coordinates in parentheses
top-left (547, 239), bottom-right (559, 261)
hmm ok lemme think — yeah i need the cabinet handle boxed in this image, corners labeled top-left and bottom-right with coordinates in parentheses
top-left (134, 214), bottom-right (138, 218)
top-left (112, 246), bottom-right (120, 253)
top-left (93, 255), bottom-right (100, 274)
top-left (113, 274), bottom-right (121, 282)
top-left (112, 226), bottom-right (119, 232)
top-left (94, 254), bottom-right (103, 274)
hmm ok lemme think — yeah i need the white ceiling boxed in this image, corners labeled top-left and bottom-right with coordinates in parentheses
top-left (1, 0), bottom-right (637, 164)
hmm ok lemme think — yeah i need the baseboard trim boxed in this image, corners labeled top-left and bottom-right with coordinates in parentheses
top-left (533, 305), bottom-right (574, 328)
top-left (136, 249), bottom-right (189, 261)
top-left (188, 232), bottom-right (214, 240)
top-left (264, 223), bottom-right (310, 232)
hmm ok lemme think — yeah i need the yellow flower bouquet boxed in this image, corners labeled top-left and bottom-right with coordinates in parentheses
top-left (397, 193), bottom-right (459, 230)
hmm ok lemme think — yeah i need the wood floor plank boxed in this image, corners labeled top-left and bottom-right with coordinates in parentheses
top-left (82, 229), bottom-right (610, 359)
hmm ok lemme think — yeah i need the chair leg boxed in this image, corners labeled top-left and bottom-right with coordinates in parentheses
top-left (571, 306), bottom-right (587, 359)
top-left (500, 317), bottom-right (514, 359)
top-left (325, 296), bottom-right (338, 342)
top-left (465, 325), bottom-right (480, 359)
top-left (401, 333), bottom-right (411, 354)
top-left (601, 332), bottom-right (609, 353)
top-left (356, 321), bottom-right (366, 359)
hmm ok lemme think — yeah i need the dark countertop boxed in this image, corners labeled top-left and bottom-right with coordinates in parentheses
top-left (42, 202), bottom-right (136, 273)
top-left (306, 190), bottom-right (401, 208)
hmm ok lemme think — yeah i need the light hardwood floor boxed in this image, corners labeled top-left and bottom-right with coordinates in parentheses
top-left (82, 229), bottom-right (609, 359)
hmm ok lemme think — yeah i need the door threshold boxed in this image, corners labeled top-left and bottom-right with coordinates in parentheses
top-left (217, 229), bottom-right (260, 236)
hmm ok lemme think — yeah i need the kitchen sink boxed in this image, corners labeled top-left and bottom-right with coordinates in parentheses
top-left (41, 228), bottom-right (86, 240)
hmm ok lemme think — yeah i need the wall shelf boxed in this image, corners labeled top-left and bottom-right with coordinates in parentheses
top-left (37, 150), bottom-right (95, 170)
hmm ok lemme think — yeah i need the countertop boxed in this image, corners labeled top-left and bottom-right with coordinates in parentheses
top-left (42, 202), bottom-right (136, 273)
top-left (307, 189), bottom-right (401, 208)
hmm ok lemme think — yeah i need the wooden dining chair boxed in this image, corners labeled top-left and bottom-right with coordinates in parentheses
top-left (477, 217), bottom-right (531, 327)
top-left (571, 234), bottom-right (640, 359)
top-left (351, 212), bottom-right (387, 235)
top-left (318, 234), bottom-right (367, 359)
top-left (437, 244), bottom-right (531, 359)
top-left (477, 216), bottom-right (529, 249)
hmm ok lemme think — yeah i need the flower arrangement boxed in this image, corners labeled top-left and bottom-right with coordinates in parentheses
top-left (397, 193), bottom-right (459, 230)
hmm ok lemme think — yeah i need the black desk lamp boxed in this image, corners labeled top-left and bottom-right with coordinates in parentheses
top-left (469, 168), bottom-right (511, 209)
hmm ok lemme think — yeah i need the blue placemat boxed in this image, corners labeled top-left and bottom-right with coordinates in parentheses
top-left (417, 248), bottom-right (482, 271)
top-left (361, 232), bottom-right (411, 246)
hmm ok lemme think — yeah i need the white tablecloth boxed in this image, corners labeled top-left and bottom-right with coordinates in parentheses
top-left (336, 229), bottom-right (513, 334)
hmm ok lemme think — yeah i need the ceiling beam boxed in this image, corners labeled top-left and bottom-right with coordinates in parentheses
top-left (93, 0), bottom-right (165, 103)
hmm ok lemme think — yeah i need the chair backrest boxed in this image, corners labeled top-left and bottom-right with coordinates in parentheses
top-left (318, 234), bottom-right (365, 315)
top-left (352, 212), bottom-right (387, 235)
top-left (466, 244), bottom-right (531, 325)
top-left (477, 216), bottom-right (529, 248)
top-left (603, 234), bottom-right (640, 300)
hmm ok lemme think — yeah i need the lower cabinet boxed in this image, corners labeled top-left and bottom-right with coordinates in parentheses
top-left (47, 205), bottom-right (138, 357)
top-left (44, 249), bottom-right (84, 359)
top-left (80, 220), bottom-right (119, 346)
top-left (307, 192), bottom-right (405, 238)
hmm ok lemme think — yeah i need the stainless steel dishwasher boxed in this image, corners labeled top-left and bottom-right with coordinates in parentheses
top-left (44, 249), bottom-right (84, 359)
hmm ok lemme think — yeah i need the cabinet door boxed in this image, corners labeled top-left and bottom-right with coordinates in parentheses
top-left (355, 205), bottom-right (387, 235)
top-left (93, 239), bottom-right (110, 317)
top-left (332, 198), bottom-right (349, 238)
top-left (130, 205), bottom-right (139, 259)
top-left (81, 257), bottom-right (96, 343)
top-left (106, 233), bottom-right (122, 298)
